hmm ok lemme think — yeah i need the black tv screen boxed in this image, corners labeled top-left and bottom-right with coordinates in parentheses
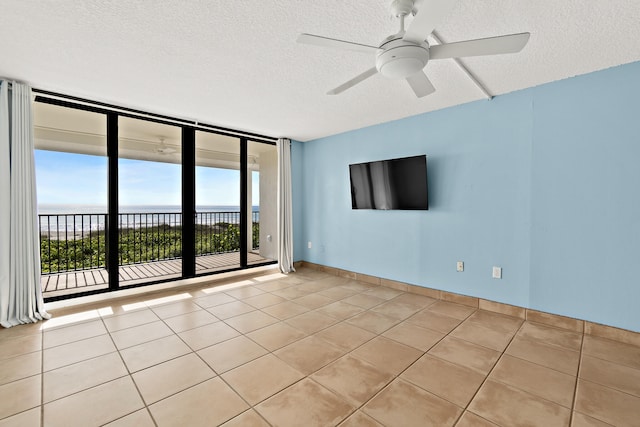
top-left (349, 155), bottom-right (428, 210)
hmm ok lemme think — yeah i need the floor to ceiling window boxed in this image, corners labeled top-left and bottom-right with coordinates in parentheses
top-left (33, 94), bottom-right (277, 301)
top-left (34, 102), bottom-right (109, 299)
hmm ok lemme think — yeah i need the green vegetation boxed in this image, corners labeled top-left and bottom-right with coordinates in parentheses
top-left (40, 222), bottom-right (260, 273)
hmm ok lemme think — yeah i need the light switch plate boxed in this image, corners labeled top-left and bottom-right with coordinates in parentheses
top-left (456, 261), bottom-right (464, 272)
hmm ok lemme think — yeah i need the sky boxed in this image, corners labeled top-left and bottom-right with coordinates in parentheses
top-left (34, 150), bottom-right (260, 207)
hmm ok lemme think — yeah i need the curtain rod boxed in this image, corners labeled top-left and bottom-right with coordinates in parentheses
top-left (31, 88), bottom-right (278, 143)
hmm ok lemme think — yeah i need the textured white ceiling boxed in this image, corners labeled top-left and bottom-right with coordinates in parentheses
top-left (1, 1), bottom-right (639, 141)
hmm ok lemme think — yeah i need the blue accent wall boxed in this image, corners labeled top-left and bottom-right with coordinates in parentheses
top-left (292, 61), bottom-right (640, 332)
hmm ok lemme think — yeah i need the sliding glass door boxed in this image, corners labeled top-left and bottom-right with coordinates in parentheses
top-left (33, 102), bottom-right (109, 298)
top-left (194, 131), bottom-right (242, 273)
top-left (118, 117), bottom-right (182, 286)
top-left (247, 140), bottom-right (277, 266)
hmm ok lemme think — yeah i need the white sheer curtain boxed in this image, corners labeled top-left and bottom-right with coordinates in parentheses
top-left (277, 138), bottom-right (295, 274)
top-left (0, 80), bottom-right (50, 327)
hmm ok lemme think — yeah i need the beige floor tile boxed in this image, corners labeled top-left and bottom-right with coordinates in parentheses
top-left (0, 322), bottom-right (42, 340)
top-left (222, 354), bottom-right (304, 404)
top-left (255, 279), bottom-right (294, 292)
top-left (104, 409), bottom-right (155, 427)
top-left (428, 301), bottom-right (476, 320)
top-left (163, 309), bottom-right (218, 333)
top-left (468, 380), bottom-right (571, 427)
top-left (149, 377), bottom-right (248, 427)
top-left (102, 309), bottom-right (159, 332)
top-left (506, 336), bottom-right (580, 375)
top-left (43, 334), bottom-right (116, 371)
top-left (456, 412), bottom-right (499, 427)
top-left (247, 322), bottom-right (306, 351)
top-left (206, 300), bottom-right (255, 319)
top-left (315, 300), bottom-right (364, 320)
top-left (43, 319), bottom-right (107, 348)
top-left (570, 412), bottom-right (612, 427)
top-left (193, 292), bottom-right (237, 308)
top-left (390, 292), bottom-right (438, 309)
top-left (44, 376), bottom-right (144, 427)
top-left (243, 293), bottom-right (287, 309)
top-left (316, 322), bottom-right (376, 352)
top-left (407, 309), bottom-right (463, 333)
top-left (345, 311), bottom-right (399, 334)
top-left (342, 293), bottom-right (386, 309)
top-left (285, 311), bottom-right (337, 334)
top-left (225, 286), bottom-right (266, 299)
top-left (490, 355), bottom-right (576, 408)
top-left (179, 321), bottom-right (240, 350)
top-left (0, 375), bottom-right (41, 420)
top-left (580, 354), bottom-right (640, 397)
top-left (382, 321), bottom-right (445, 351)
top-left (271, 286), bottom-right (312, 300)
top-left (575, 379), bottom-right (640, 426)
top-left (429, 337), bottom-right (501, 375)
top-left (256, 378), bottom-right (354, 427)
top-left (451, 321), bottom-right (515, 352)
top-left (297, 280), bottom-right (333, 293)
top-left (518, 322), bottom-right (582, 351)
top-left (133, 353), bottom-right (215, 404)
top-left (150, 300), bottom-right (202, 319)
top-left (364, 379), bottom-right (463, 427)
top-left (260, 300), bottom-right (309, 320)
top-left (312, 354), bottom-right (393, 406)
top-left (0, 333), bottom-right (42, 360)
top-left (371, 299), bottom-right (423, 320)
top-left (274, 335), bottom-right (344, 375)
top-left (44, 352), bottom-right (128, 402)
top-left (292, 293), bottom-right (335, 309)
top-left (466, 310), bottom-right (523, 334)
top-left (340, 281), bottom-right (376, 292)
top-left (120, 334), bottom-right (191, 372)
top-left (110, 321), bottom-right (173, 349)
top-left (0, 351), bottom-right (41, 386)
top-left (402, 354), bottom-right (485, 407)
top-left (364, 286), bottom-right (404, 300)
top-left (198, 335), bottom-right (268, 373)
top-left (224, 310), bottom-right (279, 334)
top-left (221, 409), bottom-right (270, 427)
top-left (352, 336), bottom-right (422, 376)
top-left (0, 407), bottom-right (40, 427)
top-left (582, 335), bottom-right (640, 370)
top-left (317, 286), bottom-right (359, 300)
top-left (339, 411), bottom-right (384, 427)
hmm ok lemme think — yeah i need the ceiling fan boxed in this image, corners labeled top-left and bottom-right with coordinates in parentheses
top-left (155, 137), bottom-right (177, 155)
top-left (297, 0), bottom-right (530, 98)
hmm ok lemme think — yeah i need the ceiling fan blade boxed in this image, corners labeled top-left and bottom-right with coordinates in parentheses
top-left (404, 0), bottom-right (458, 44)
top-left (327, 67), bottom-right (378, 95)
top-left (297, 33), bottom-right (378, 54)
top-left (406, 72), bottom-right (436, 98)
top-left (429, 32), bottom-right (530, 60)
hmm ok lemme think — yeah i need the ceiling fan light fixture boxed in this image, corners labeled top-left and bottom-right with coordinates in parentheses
top-left (376, 40), bottom-right (429, 79)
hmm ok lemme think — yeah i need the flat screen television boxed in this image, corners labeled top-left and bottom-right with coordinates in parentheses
top-left (349, 155), bottom-right (428, 210)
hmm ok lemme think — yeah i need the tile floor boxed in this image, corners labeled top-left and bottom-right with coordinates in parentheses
top-left (1, 267), bottom-right (639, 426)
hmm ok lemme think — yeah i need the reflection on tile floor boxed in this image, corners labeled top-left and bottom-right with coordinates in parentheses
top-left (1, 267), bottom-right (640, 426)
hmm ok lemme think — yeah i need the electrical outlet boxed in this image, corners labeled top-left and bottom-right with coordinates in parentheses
top-left (456, 261), bottom-right (464, 272)
top-left (492, 266), bottom-right (502, 279)
top-left (307, 241), bottom-right (312, 249)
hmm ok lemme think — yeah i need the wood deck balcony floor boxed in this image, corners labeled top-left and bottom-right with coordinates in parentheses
top-left (41, 251), bottom-right (272, 298)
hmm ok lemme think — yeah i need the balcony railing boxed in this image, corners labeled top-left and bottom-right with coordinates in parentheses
top-left (39, 211), bottom-right (260, 274)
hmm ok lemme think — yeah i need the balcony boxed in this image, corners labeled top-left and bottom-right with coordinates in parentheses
top-left (39, 211), bottom-right (271, 298)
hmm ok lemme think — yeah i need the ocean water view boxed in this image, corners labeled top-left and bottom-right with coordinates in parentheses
top-left (38, 204), bottom-right (259, 234)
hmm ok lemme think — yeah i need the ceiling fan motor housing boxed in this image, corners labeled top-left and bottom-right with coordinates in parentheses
top-left (376, 37), bottom-right (429, 79)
